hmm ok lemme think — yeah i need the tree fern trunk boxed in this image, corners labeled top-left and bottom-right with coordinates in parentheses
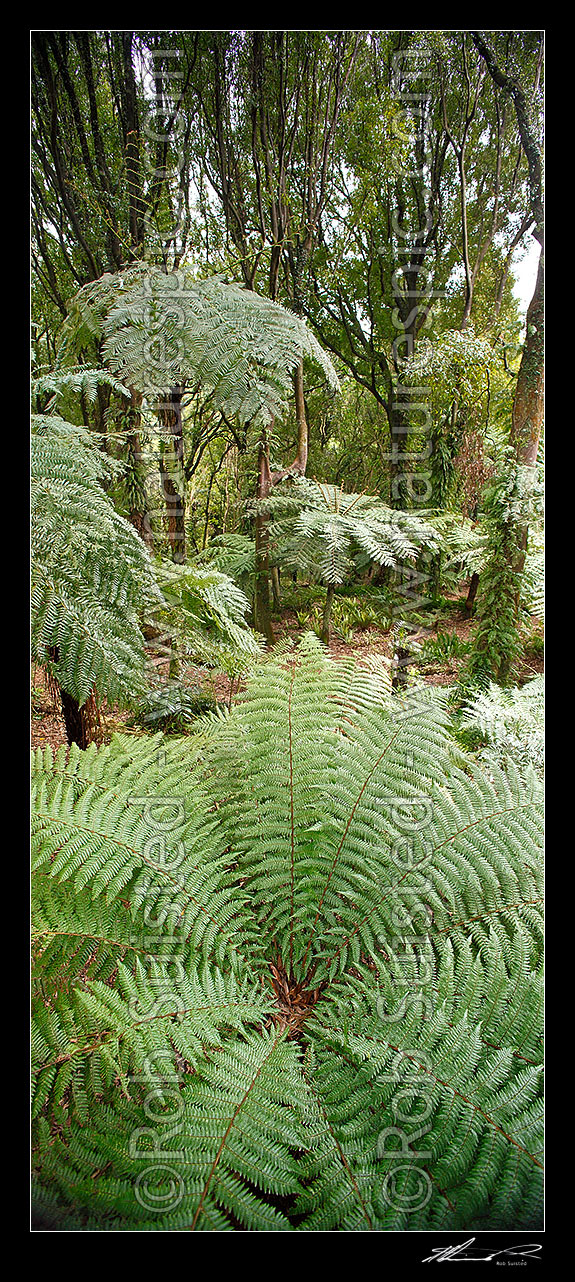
top-left (47, 645), bottom-right (99, 749)
top-left (59, 688), bottom-right (99, 750)
top-left (271, 566), bottom-right (282, 611)
top-left (158, 385), bottom-right (187, 564)
top-left (465, 571), bottom-right (480, 612)
top-left (320, 584), bottom-right (335, 644)
top-left (253, 432), bottom-right (275, 645)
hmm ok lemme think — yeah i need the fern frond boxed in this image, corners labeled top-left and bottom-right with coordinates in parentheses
top-left (31, 414), bottom-right (160, 707)
top-left (31, 365), bottom-right (130, 411)
top-left (31, 639), bottom-right (543, 1231)
top-left (460, 677), bottom-right (544, 778)
top-left (261, 478), bottom-right (438, 585)
top-left (153, 558), bottom-right (261, 672)
top-left (63, 266), bottom-right (339, 426)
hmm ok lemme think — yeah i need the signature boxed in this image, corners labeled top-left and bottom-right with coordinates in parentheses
top-left (422, 1238), bottom-right (542, 1262)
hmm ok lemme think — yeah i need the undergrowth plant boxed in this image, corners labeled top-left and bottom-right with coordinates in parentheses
top-left (458, 676), bottom-right (544, 779)
top-left (420, 630), bottom-right (471, 666)
top-left (467, 458), bottom-right (543, 684)
top-left (260, 479), bottom-right (438, 641)
top-left (31, 636), bottom-right (543, 1232)
top-left (152, 558), bottom-right (261, 677)
top-left (130, 682), bottom-right (219, 734)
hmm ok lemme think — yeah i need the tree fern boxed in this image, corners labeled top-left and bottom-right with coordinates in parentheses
top-left (261, 479), bottom-right (439, 586)
top-left (257, 477), bottom-right (438, 639)
top-left (31, 638), bottom-right (543, 1231)
top-left (31, 413), bottom-right (161, 708)
top-left (153, 558), bottom-right (261, 674)
top-left (59, 265), bottom-right (339, 424)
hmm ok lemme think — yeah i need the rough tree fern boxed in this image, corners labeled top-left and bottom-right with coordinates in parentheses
top-left (31, 636), bottom-right (543, 1232)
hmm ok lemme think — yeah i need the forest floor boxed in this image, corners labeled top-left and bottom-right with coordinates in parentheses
top-left (31, 583), bottom-right (544, 753)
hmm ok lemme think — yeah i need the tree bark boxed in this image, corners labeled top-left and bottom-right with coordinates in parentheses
top-left (465, 571), bottom-right (480, 613)
top-left (253, 431), bottom-right (275, 645)
top-left (510, 250), bottom-right (544, 474)
top-left (158, 386), bottom-right (187, 564)
top-left (320, 584), bottom-right (335, 644)
top-left (473, 30), bottom-right (544, 584)
top-left (471, 30), bottom-right (544, 656)
top-left (59, 688), bottom-right (99, 750)
top-left (125, 390), bottom-right (154, 548)
top-left (271, 566), bottom-right (282, 611)
top-left (508, 246), bottom-right (544, 594)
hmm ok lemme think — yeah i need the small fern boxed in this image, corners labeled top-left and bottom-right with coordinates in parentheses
top-left (32, 637), bottom-right (543, 1231)
top-left (130, 682), bottom-right (219, 733)
top-left (421, 630), bottom-right (470, 664)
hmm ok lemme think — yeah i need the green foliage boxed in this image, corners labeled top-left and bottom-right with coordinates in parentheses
top-left (467, 462), bottom-right (539, 684)
top-left (196, 533), bottom-right (257, 593)
top-left (263, 478), bottom-right (439, 586)
top-left (292, 593), bottom-right (390, 644)
top-left (32, 638), bottom-right (543, 1231)
top-left (31, 411), bottom-right (161, 709)
top-left (523, 627), bottom-right (544, 661)
top-left (426, 511), bottom-right (487, 583)
top-left (130, 682), bottom-right (219, 734)
top-left (403, 329), bottom-right (502, 423)
top-left (459, 676), bottom-right (544, 779)
top-left (153, 558), bottom-right (261, 675)
top-left (62, 265), bottom-right (339, 425)
top-left (31, 365), bottom-right (130, 415)
top-left (420, 630), bottom-right (470, 665)
top-left (521, 541), bottom-right (544, 623)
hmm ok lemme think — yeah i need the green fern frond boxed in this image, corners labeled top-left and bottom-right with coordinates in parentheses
top-left (260, 478), bottom-right (438, 585)
top-left (31, 366), bottom-right (130, 411)
top-left (62, 266), bottom-right (339, 426)
top-left (153, 558), bottom-right (261, 673)
top-left (31, 414), bottom-right (160, 707)
top-left (460, 677), bottom-right (544, 778)
top-left (31, 639), bottom-right (543, 1231)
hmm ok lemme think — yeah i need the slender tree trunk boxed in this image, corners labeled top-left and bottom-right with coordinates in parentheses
top-left (271, 566), bottom-right (282, 611)
top-left (292, 359), bottom-right (308, 474)
top-left (470, 31), bottom-right (544, 679)
top-left (126, 390), bottom-right (154, 548)
top-left (510, 249), bottom-right (544, 470)
top-left (254, 362), bottom-right (311, 640)
top-left (320, 584), bottom-right (335, 644)
top-left (253, 432), bottom-right (275, 645)
top-left (465, 571), bottom-right (480, 613)
top-left (118, 31), bottom-right (146, 258)
top-left (158, 385), bottom-right (187, 564)
top-left (507, 247), bottom-right (544, 620)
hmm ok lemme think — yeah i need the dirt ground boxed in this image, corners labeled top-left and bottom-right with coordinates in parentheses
top-left (31, 590), bottom-right (543, 754)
